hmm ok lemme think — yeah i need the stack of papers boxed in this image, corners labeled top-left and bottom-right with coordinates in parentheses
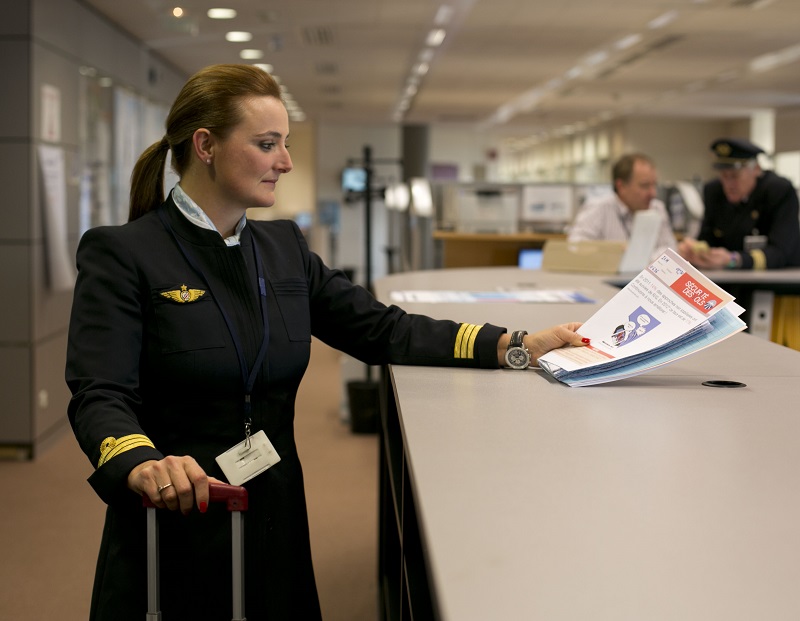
top-left (537, 249), bottom-right (747, 386)
top-left (389, 290), bottom-right (594, 304)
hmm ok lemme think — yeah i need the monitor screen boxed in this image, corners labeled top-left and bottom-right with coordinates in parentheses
top-left (342, 167), bottom-right (367, 192)
top-left (520, 185), bottom-right (574, 223)
top-left (518, 248), bottom-right (543, 270)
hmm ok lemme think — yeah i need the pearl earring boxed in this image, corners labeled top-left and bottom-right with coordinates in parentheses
top-left (206, 159), bottom-right (211, 165)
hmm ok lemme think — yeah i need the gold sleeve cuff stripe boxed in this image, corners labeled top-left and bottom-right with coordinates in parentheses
top-left (97, 434), bottom-right (156, 468)
top-left (454, 323), bottom-right (481, 359)
top-left (751, 249), bottom-right (767, 271)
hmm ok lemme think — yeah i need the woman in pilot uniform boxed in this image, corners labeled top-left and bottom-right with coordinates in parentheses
top-left (66, 64), bottom-right (587, 621)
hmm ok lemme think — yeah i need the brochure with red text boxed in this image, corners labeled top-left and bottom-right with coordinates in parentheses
top-left (537, 249), bottom-right (747, 386)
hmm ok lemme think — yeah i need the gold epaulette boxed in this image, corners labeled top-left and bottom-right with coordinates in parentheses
top-left (454, 323), bottom-right (482, 360)
top-left (97, 434), bottom-right (156, 468)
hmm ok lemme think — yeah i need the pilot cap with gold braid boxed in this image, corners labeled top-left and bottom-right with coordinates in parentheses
top-left (710, 137), bottom-right (765, 170)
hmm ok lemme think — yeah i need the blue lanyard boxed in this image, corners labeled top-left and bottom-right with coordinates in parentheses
top-left (158, 207), bottom-right (270, 441)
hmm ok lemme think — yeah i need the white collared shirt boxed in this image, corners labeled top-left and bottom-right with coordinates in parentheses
top-left (567, 192), bottom-right (677, 255)
top-left (171, 184), bottom-right (247, 247)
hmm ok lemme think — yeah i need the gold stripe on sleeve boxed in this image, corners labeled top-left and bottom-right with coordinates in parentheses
top-left (97, 434), bottom-right (156, 468)
top-left (751, 249), bottom-right (767, 271)
top-left (454, 323), bottom-right (482, 359)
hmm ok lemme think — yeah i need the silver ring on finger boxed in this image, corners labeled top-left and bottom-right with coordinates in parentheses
top-left (157, 482), bottom-right (174, 494)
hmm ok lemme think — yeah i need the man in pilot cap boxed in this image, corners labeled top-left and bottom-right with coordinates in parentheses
top-left (679, 137), bottom-right (800, 270)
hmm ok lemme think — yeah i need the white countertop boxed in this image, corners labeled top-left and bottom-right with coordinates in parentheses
top-left (377, 266), bottom-right (800, 621)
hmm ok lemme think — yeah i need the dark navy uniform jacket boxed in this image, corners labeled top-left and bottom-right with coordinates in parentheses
top-left (699, 170), bottom-right (800, 269)
top-left (66, 197), bottom-right (505, 621)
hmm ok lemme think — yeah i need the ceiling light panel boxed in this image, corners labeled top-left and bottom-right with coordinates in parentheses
top-left (225, 31), bottom-right (252, 42)
top-left (240, 49), bottom-right (264, 60)
top-left (208, 8), bottom-right (237, 19)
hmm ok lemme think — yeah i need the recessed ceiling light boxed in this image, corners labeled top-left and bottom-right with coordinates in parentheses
top-left (240, 49), bottom-right (264, 60)
top-left (584, 50), bottom-right (608, 66)
top-left (253, 63), bottom-right (274, 73)
top-left (426, 29), bottom-right (446, 47)
top-left (226, 31), bottom-right (252, 42)
top-left (208, 8), bottom-right (237, 19)
top-left (749, 44), bottom-right (800, 73)
top-left (614, 34), bottom-right (642, 50)
top-left (172, 7), bottom-right (184, 18)
top-left (648, 10), bottom-right (678, 30)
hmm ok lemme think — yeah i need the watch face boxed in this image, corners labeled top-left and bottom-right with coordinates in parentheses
top-left (506, 347), bottom-right (530, 369)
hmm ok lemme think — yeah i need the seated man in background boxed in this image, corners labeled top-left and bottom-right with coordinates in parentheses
top-left (568, 153), bottom-right (677, 257)
top-left (679, 138), bottom-right (800, 270)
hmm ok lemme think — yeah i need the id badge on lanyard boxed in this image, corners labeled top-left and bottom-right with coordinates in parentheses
top-left (216, 429), bottom-right (281, 486)
top-left (744, 234), bottom-right (767, 252)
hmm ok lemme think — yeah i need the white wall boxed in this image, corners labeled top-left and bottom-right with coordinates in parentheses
top-left (775, 107), bottom-right (800, 154)
top-left (429, 124), bottom-right (497, 182)
top-left (494, 117), bottom-right (757, 187)
top-left (623, 117), bottom-right (735, 184)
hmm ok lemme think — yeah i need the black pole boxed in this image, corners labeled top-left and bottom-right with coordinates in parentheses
top-left (363, 145), bottom-right (373, 295)
top-left (346, 147), bottom-right (403, 431)
top-left (363, 146), bottom-right (374, 383)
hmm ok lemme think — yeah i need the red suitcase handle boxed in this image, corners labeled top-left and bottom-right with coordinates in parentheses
top-left (142, 481), bottom-right (248, 511)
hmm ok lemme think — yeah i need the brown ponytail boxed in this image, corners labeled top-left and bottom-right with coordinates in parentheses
top-left (128, 137), bottom-right (170, 221)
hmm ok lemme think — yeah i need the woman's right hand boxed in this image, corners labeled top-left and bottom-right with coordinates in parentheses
top-left (128, 455), bottom-right (216, 515)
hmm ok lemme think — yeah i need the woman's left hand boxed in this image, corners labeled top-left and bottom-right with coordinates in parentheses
top-left (524, 322), bottom-right (587, 365)
top-left (497, 322), bottom-right (587, 367)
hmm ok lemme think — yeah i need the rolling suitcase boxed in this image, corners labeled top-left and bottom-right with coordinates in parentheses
top-left (143, 482), bottom-right (249, 620)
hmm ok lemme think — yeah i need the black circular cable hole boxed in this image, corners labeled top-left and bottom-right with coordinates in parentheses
top-left (701, 380), bottom-right (746, 388)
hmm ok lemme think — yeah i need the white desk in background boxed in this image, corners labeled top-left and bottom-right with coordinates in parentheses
top-left (606, 267), bottom-right (800, 287)
top-left (374, 267), bottom-right (800, 621)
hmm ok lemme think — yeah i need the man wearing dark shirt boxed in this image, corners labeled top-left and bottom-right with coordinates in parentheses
top-left (679, 137), bottom-right (800, 270)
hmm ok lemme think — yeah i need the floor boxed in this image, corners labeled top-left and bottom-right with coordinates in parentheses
top-left (0, 339), bottom-right (380, 620)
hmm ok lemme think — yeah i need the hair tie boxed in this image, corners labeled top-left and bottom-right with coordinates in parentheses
top-left (160, 136), bottom-right (170, 150)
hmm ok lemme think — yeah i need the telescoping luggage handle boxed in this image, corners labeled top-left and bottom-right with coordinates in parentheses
top-left (143, 482), bottom-right (249, 621)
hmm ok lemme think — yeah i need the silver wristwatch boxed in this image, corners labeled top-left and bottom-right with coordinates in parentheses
top-left (504, 330), bottom-right (531, 370)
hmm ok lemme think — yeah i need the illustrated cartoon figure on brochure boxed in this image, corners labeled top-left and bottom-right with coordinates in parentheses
top-left (610, 307), bottom-right (661, 347)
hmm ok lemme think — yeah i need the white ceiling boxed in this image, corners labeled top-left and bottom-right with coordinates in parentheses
top-left (80, 0), bottom-right (800, 138)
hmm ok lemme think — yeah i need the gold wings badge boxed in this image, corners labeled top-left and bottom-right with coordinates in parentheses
top-left (161, 284), bottom-right (206, 303)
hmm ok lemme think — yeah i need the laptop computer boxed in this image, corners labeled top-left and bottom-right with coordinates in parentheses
top-left (617, 209), bottom-right (662, 274)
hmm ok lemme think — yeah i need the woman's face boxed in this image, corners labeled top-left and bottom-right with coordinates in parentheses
top-left (212, 95), bottom-right (293, 209)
